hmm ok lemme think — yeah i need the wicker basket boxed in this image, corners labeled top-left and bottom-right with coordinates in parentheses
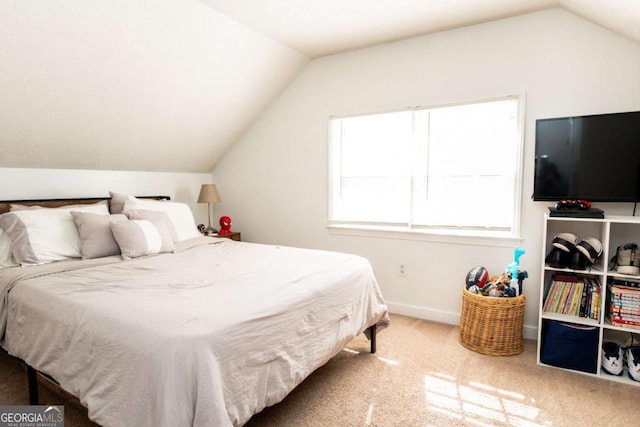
top-left (458, 289), bottom-right (526, 356)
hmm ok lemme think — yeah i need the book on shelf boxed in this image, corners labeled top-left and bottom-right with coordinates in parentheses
top-left (610, 311), bottom-right (640, 320)
top-left (610, 296), bottom-right (640, 303)
top-left (543, 276), bottom-right (600, 320)
top-left (608, 315), bottom-right (640, 329)
top-left (608, 277), bottom-right (640, 289)
top-left (590, 279), bottom-right (601, 320)
top-left (568, 282), bottom-right (584, 316)
top-left (542, 281), bottom-right (558, 312)
top-left (556, 282), bottom-right (572, 313)
top-left (607, 285), bottom-right (640, 304)
top-left (611, 313), bottom-right (640, 323)
top-left (579, 282), bottom-right (588, 317)
top-left (606, 281), bottom-right (640, 327)
top-left (608, 304), bottom-right (640, 315)
top-left (608, 284), bottom-right (640, 295)
top-left (554, 273), bottom-right (580, 282)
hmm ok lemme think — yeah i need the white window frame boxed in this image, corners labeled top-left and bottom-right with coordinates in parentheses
top-left (327, 95), bottom-right (525, 247)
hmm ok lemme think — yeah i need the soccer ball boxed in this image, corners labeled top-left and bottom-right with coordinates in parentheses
top-left (465, 266), bottom-right (489, 289)
top-left (467, 285), bottom-right (480, 294)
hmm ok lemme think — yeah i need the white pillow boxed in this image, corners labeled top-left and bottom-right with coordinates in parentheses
top-left (0, 202), bottom-right (109, 266)
top-left (123, 196), bottom-right (200, 242)
top-left (0, 229), bottom-right (18, 268)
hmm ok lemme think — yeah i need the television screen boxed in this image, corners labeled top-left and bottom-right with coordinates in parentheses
top-left (534, 111), bottom-right (640, 202)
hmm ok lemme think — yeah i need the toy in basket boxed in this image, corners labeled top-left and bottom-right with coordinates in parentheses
top-left (465, 248), bottom-right (527, 298)
top-left (459, 248), bottom-right (527, 356)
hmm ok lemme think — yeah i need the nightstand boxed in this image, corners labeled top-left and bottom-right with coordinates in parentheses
top-left (213, 232), bottom-right (241, 241)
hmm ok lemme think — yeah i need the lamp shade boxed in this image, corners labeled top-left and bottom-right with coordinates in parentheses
top-left (197, 184), bottom-right (221, 204)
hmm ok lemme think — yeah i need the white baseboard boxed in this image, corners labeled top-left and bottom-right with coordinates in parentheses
top-left (386, 301), bottom-right (539, 341)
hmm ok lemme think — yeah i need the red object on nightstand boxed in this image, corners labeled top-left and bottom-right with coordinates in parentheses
top-left (218, 216), bottom-right (232, 235)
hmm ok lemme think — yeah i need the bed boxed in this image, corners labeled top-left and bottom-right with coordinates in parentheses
top-left (0, 196), bottom-right (389, 426)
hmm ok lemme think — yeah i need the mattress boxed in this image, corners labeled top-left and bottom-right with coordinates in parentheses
top-left (0, 237), bottom-right (389, 426)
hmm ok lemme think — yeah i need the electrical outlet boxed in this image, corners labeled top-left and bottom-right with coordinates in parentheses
top-left (398, 263), bottom-right (406, 277)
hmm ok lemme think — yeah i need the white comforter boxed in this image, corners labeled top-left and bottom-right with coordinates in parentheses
top-left (0, 237), bottom-right (389, 426)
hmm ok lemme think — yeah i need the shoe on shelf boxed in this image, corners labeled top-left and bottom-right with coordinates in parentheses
top-left (627, 347), bottom-right (640, 382)
top-left (602, 342), bottom-right (624, 376)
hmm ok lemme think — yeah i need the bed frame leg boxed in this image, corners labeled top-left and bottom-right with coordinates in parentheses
top-left (27, 365), bottom-right (39, 405)
top-left (369, 324), bottom-right (377, 354)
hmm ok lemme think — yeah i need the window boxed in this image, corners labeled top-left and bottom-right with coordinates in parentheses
top-left (328, 96), bottom-right (524, 239)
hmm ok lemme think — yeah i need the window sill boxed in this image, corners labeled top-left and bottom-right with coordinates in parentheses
top-left (326, 224), bottom-right (522, 248)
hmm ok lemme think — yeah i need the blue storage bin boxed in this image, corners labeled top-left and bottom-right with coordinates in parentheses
top-left (540, 320), bottom-right (599, 373)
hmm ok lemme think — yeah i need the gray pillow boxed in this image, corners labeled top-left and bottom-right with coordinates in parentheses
top-left (71, 212), bottom-right (128, 259)
top-left (125, 209), bottom-right (180, 243)
top-left (109, 191), bottom-right (128, 214)
top-left (110, 219), bottom-right (175, 260)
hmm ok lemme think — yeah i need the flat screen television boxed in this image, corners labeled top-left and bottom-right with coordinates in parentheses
top-left (533, 110), bottom-right (640, 202)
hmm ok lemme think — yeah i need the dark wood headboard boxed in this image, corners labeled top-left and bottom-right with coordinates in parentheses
top-left (0, 196), bottom-right (170, 215)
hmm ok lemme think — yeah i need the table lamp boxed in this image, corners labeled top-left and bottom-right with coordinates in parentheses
top-left (197, 184), bottom-right (221, 235)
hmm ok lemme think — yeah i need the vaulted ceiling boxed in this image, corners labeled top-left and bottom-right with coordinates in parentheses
top-left (1, 0), bottom-right (638, 173)
top-left (201, 0), bottom-right (640, 58)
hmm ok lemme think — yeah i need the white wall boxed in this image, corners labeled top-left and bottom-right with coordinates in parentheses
top-left (0, 168), bottom-right (213, 225)
top-left (212, 9), bottom-right (640, 339)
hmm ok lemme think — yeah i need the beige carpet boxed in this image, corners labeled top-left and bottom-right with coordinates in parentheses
top-left (1, 313), bottom-right (639, 426)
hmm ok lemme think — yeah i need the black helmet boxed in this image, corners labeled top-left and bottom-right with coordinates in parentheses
top-left (546, 247), bottom-right (571, 268)
top-left (552, 232), bottom-right (578, 252)
top-left (576, 237), bottom-right (603, 265)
